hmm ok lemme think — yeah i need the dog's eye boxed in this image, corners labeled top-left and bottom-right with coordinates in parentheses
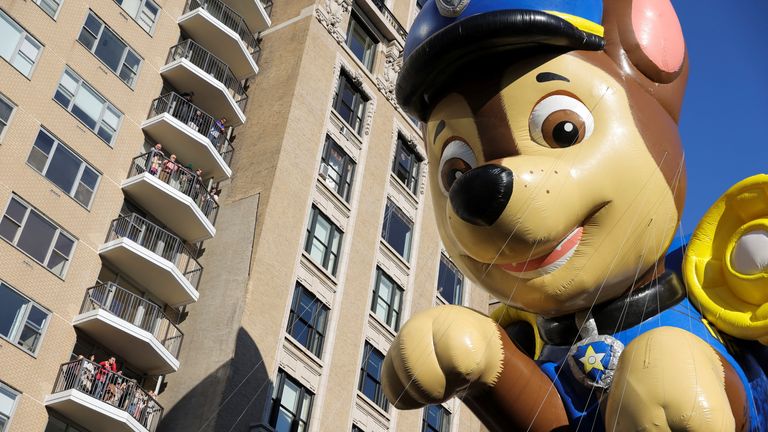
top-left (529, 94), bottom-right (594, 148)
top-left (439, 139), bottom-right (477, 195)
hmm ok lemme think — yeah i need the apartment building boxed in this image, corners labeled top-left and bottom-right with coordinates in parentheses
top-left (0, 0), bottom-right (489, 431)
top-left (0, 0), bottom-right (270, 429)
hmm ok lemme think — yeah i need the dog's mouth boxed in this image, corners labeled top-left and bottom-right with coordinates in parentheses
top-left (497, 226), bottom-right (584, 279)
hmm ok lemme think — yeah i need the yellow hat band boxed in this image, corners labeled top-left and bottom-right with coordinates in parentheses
top-left (545, 10), bottom-right (605, 38)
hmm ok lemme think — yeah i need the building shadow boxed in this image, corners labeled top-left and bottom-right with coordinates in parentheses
top-left (159, 327), bottom-right (273, 432)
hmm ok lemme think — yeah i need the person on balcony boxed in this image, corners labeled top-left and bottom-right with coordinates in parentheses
top-left (144, 390), bottom-right (160, 428)
top-left (148, 143), bottom-right (164, 175)
top-left (207, 117), bottom-right (227, 147)
top-left (80, 354), bottom-right (96, 394)
top-left (94, 356), bottom-right (118, 400)
top-left (161, 154), bottom-right (179, 186)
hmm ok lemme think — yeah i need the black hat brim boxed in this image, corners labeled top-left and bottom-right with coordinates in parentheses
top-left (396, 9), bottom-right (605, 121)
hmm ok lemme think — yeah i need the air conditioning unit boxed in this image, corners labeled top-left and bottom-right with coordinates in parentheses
top-left (319, 163), bottom-right (329, 179)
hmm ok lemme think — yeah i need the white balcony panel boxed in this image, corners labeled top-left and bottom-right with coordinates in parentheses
top-left (99, 239), bottom-right (199, 307)
top-left (45, 390), bottom-right (149, 432)
top-left (142, 114), bottom-right (232, 182)
top-left (73, 309), bottom-right (180, 375)
top-left (178, 9), bottom-right (259, 79)
top-left (160, 60), bottom-right (246, 127)
top-left (121, 173), bottom-right (215, 243)
top-left (224, 0), bottom-right (270, 32)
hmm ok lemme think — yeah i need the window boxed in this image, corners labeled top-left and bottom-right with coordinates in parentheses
top-left (359, 342), bottom-right (388, 411)
top-left (381, 200), bottom-right (413, 260)
top-left (268, 370), bottom-right (314, 432)
top-left (287, 283), bottom-right (329, 358)
top-left (422, 405), bottom-right (451, 432)
top-left (34, 0), bottom-right (62, 18)
top-left (333, 72), bottom-right (368, 135)
top-left (304, 206), bottom-right (343, 275)
top-left (346, 13), bottom-right (377, 70)
top-left (0, 282), bottom-right (50, 355)
top-left (351, 426), bottom-right (364, 432)
top-left (45, 416), bottom-right (85, 432)
top-left (392, 135), bottom-right (421, 195)
top-left (78, 12), bottom-right (142, 87)
top-left (0, 94), bottom-right (14, 139)
top-left (0, 10), bottom-right (42, 77)
top-left (437, 255), bottom-right (463, 305)
top-left (371, 267), bottom-right (403, 331)
top-left (27, 129), bottom-right (101, 208)
top-left (114, 0), bottom-right (159, 33)
top-left (0, 382), bottom-right (19, 432)
top-left (319, 136), bottom-right (355, 202)
top-left (0, 196), bottom-right (76, 277)
top-left (54, 68), bottom-right (123, 145)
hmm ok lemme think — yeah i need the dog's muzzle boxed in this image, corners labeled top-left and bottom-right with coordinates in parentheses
top-left (449, 164), bottom-right (513, 226)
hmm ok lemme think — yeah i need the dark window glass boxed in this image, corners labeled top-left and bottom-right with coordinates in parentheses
top-left (392, 136), bottom-right (421, 195)
top-left (269, 370), bottom-right (314, 432)
top-left (422, 405), bottom-right (451, 432)
top-left (304, 206), bottom-right (343, 275)
top-left (359, 342), bottom-right (388, 411)
top-left (78, 12), bottom-right (141, 87)
top-left (54, 68), bottom-right (123, 146)
top-left (0, 282), bottom-right (50, 355)
top-left (44, 416), bottom-right (85, 432)
top-left (333, 72), bottom-right (367, 134)
top-left (287, 284), bottom-right (329, 358)
top-left (0, 95), bottom-right (14, 137)
top-left (346, 13), bottom-right (377, 70)
top-left (381, 200), bottom-right (413, 260)
top-left (437, 255), bottom-right (463, 305)
top-left (319, 136), bottom-right (355, 202)
top-left (371, 267), bottom-right (403, 330)
top-left (0, 382), bottom-right (19, 431)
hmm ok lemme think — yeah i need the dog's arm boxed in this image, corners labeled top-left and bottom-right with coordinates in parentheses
top-left (382, 305), bottom-right (569, 432)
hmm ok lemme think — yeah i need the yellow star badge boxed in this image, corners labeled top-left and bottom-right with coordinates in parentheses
top-left (579, 345), bottom-right (606, 374)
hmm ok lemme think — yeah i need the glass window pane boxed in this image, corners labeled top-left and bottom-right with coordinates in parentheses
top-left (46, 251), bottom-right (67, 275)
top-left (0, 97), bottom-right (13, 126)
top-left (17, 324), bottom-right (41, 352)
top-left (45, 144), bottom-right (82, 194)
top-left (16, 210), bottom-right (57, 263)
top-left (74, 183), bottom-right (94, 207)
top-left (139, 1), bottom-right (159, 32)
top-left (5, 198), bottom-right (27, 224)
top-left (54, 234), bottom-right (74, 257)
top-left (103, 105), bottom-right (121, 129)
top-left (79, 166), bottom-right (99, 189)
top-left (94, 27), bottom-right (126, 72)
top-left (37, 0), bottom-right (60, 17)
top-left (117, 0), bottom-right (141, 16)
top-left (27, 305), bottom-right (48, 327)
top-left (77, 27), bottom-right (97, 50)
top-left (71, 85), bottom-right (104, 129)
top-left (0, 384), bottom-right (18, 417)
top-left (0, 217), bottom-right (19, 243)
top-left (0, 13), bottom-right (22, 61)
top-left (60, 70), bottom-right (79, 96)
top-left (0, 284), bottom-right (26, 340)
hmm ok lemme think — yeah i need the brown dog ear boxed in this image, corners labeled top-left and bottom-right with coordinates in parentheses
top-left (602, 0), bottom-right (689, 121)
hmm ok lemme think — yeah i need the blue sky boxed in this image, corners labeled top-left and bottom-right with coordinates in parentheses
top-left (674, 0), bottom-right (768, 231)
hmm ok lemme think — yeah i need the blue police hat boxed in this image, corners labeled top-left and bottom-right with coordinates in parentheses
top-left (397, 0), bottom-right (606, 120)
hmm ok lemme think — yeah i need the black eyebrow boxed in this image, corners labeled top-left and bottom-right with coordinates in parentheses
top-left (536, 72), bottom-right (570, 83)
top-left (433, 120), bottom-right (446, 143)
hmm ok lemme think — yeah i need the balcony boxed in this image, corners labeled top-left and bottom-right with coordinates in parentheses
top-left (45, 359), bottom-right (163, 432)
top-left (160, 40), bottom-right (248, 127)
top-left (223, 0), bottom-right (270, 33)
top-left (360, 0), bottom-right (407, 42)
top-left (99, 214), bottom-right (202, 307)
top-left (122, 152), bottom-right (219, 243)
top-left (142, 93), bottom-right (234, 182)
top-left (73, 283), bottom-right (183, 375)
top-left (178, 0), bottom-right (260, 79)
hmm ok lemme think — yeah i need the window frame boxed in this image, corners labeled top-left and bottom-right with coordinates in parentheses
top-left (0, 10), bottom-right (43, 78)
top-left (371, 267), bottom-right (404, 331)
top-left (319, 135), bottom-right (356, 203)
top-left (286, 283), bottom-right (330, 359)
top-left (422, 405), bottom-right (451, 432)
top-left (53, 67), bottom-right (124, 146)
top-left (392, 135), bottom-right (422, 195)
top-left (345, 11), bottom-right (378, 71)
top-left (77, 11), bottom-right (142, 88)
top-left (0, 93), bottom-right (15, 142)
top-left (33, 0), bottom-right (62, 19)
top-left (304, 206), bottom-right (344, 276)
top-left (114, 0), bottom-right (160, 34)
top-left (0, 195), bottom-right (77, 278)
top-left (358, 342), bottom-right (388, 411)
top-left (0, 381), bottom-right (20, 432)
top-left (268, 370), bottom-right (314, 432)
top-left (333, 71), bottom-right (368, 135)
top-left (437, 254), bottom-right (464, 306)
top-left (381, 199), bottom-right (414, 261)
top-left (0, 281), bottom-right (51, 356)
top-left (27, 128), bottom-right (102, 209)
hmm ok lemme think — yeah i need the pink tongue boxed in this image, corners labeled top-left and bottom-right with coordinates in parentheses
top-left (501, 227), bottom-right (584, 273)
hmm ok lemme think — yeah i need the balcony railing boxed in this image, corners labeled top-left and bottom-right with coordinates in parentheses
top-left (52, 358), bottom-right (163, 431)
top-left (105, 214), bottom-right (203, 288)
top-left (261, 0), bottom-right (272, 17)
top-left (128, 151), bottom-right (220, 223)
top-left (147, 93), bottom-right (235, 166)
top-left (183, 0), bottom-right (262, 64)
top-left (166, 39), bottom-right (248, 111)
top-left (81, 283), bottom-right (184, 357)
top-left (370, 0), bottom-right (407, 40)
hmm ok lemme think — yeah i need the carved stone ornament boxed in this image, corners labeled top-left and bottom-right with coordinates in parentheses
top-left (315, 0), bottom-right (353, 43)
top-left (376, 43), bottom-right (403, 108)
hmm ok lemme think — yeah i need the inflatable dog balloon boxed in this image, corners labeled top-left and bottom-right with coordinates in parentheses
top-left (381, 0), bottom-right (768, 431)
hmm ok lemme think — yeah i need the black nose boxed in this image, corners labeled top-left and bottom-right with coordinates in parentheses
top-left (449, 164), bottom-right (513, 226)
